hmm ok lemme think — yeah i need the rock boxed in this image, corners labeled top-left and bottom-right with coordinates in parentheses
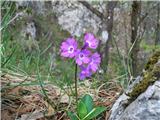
top-left (109, 80), bottom-right (160, 120)
top-left (109, 51), bottom-right (160, 120)
top-left (52, 1), bottom-right (102, 37)
top-left (16, 1), bottom-right (46, 15)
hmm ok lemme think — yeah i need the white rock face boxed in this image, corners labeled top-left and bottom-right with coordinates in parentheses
top-left (101, 30), bottom-right (108, 43)
top-left (52, 1), bottom-right (102, 37)
top-left (109, 80), bottom-right (160, 120)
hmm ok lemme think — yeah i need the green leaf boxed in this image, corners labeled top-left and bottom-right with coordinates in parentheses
top-left (81, 94), bottom-right (93, 113)
top-left (67, 111), bottom-right (78, 120)
top-left (77, 100), bottom-right (88, 119)
top-left (82, 106), bottom-right (107, 120)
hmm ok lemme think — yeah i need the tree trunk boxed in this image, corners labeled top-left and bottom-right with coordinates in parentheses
top-left (155, 2), bottom-right (160, 45)
top-left (130, 1), bottom-right (141, 77)
top-left (101, 1), bottom-right (117, 72)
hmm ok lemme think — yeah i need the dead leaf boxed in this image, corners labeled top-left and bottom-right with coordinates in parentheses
top-left (1, 110), bottom-right (15, 120)
top-left (44, 101), bottom-right (55, 116)
top-left (17, 110), bottom-right (44, 120)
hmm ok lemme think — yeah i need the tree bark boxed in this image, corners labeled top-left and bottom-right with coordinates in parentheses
top-left (102, 1), bottom-right (117, 72)
top-left (155, 2), bottom-right (160, 45)
top-left (130, 1), bottom-right (141, 77)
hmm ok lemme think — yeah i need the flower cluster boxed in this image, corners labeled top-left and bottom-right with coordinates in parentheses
top-left (60, 33), bottom-right (101, 80)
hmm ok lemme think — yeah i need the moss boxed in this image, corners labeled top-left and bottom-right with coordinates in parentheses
top-left (145, 50), bottom-right (160, 71)
top-left (127, 50), bottom-right (160, 99)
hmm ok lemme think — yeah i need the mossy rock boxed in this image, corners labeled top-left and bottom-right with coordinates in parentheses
top-left (126, 50), bottom-right (160, 100)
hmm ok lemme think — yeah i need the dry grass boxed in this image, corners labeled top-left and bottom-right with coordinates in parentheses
top-left (1, 71), bottom-right (122, 120)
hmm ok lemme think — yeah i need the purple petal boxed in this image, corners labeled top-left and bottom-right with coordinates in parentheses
top-left (79, 73), bottom-right (86, 80)
top-left (69, 52), bottom-right (76, 58)
top-left (91, 64), bottom-right (98, 72)
top-left (84, 33), bottom-right (94, 41)
top-left (61, 43), bottom-right (69, 50)
top-left (76, 59), bottom-right (82, 65)
top-left (83, 57), bottom-right (90, 64)
top-left (84, 33), bottom-right (99, 49)
top-left (61, 51), bottom-right (69, 57)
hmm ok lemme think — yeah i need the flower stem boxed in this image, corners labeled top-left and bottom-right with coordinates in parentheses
top-left (75, 63), bottom-right (78, 105)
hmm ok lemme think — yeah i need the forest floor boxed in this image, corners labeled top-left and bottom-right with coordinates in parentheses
top-left (1, 71), bottom-right (122, 120)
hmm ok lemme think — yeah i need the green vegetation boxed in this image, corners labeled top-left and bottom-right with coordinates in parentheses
top-left (140, 40), bottom-right (160, 52)
top-left (67, 94), bottom-right (106, 120)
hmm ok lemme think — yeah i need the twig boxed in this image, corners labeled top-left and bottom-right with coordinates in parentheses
top-left (78, 1), bottom-right (104, 19)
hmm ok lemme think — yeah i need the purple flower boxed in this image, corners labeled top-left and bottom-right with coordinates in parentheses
top-left (88, 52), bottom-right (101, 72)
top-left (79, 52), bottom-right (101, 80)
top-left (60, 33), bottom-right (101, 80)
top-left (84, 33), bottom-right (99, 49)
top-left (79, 66), bottom-right (92, 80)
top-left (75, 49), bottom-right (90, 65)
top-left (60, 38), bottom-right (78, 58)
